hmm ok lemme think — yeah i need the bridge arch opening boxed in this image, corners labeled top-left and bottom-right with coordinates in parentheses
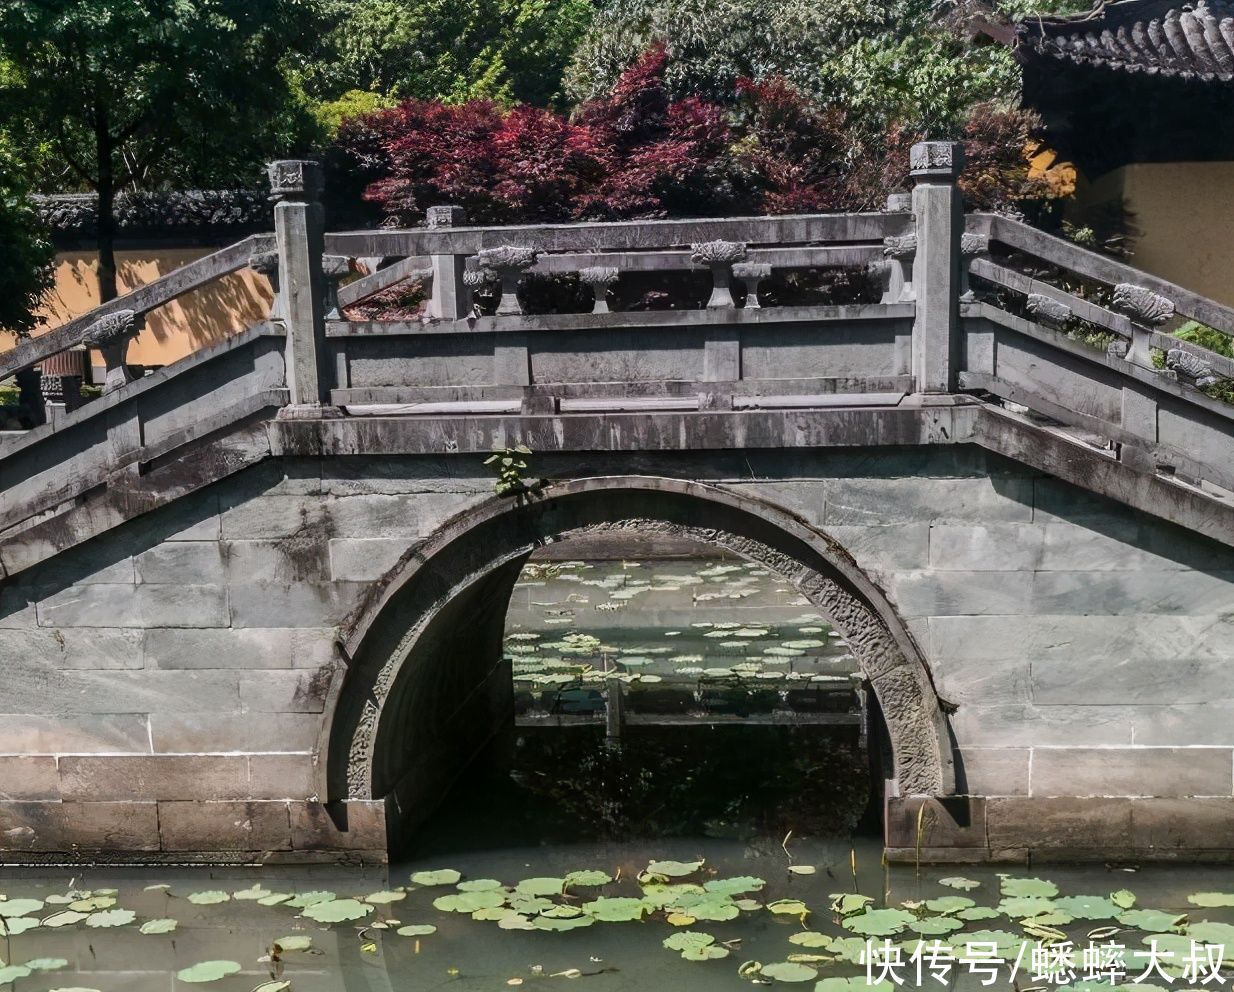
top-left (323, 477), bottom-right (952, 849)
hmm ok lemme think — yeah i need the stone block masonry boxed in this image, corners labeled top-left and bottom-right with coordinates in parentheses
top-left (1, 447), bottom-right (1232, 862)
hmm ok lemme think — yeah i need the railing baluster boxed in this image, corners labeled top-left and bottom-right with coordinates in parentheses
top-left (691, 240), bottom-right (747, 309)
top-left (427, 206), bottom-right (470, 320)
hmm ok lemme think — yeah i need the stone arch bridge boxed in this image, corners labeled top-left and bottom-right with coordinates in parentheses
top-left (3, 143), bottom-right (1234, 864)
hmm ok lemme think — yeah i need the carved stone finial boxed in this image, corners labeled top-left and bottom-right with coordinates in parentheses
top-left (579, 266), bottom-right (619, 314)
top-left (267, 160), bottom-right (323, 202)
top-left (83, 309), bottom-right (141, 347)
top-left (1112, 283), bottom-right (1175, 325)
top-left (883, 234), bottom-right (918, 259)
top-left (884, 191), bottom-right (912, 212)
top-left (1025, 293), bottom-right (1072, 329)
top-left (910, 141), bottom-right (964, 180)
top-left (732, 262), bottom-right (772, 310)
top-left (690, 240), bottom-right (747, 265)
top-left (960, 233), bottom-right (990, 257)
top-left (1167, 348), bottom-right (1225, 388)
top-left (426, 205), bottom-right (466, 229)
top-left (462, 266), bottom-right (499, 288)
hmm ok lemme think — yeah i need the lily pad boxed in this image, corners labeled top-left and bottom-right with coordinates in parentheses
top-left (303, 898), bottom-right (372, 923)
top-left (787, 866), bottom-right (816, 876)
top-left (397, 924), bottom-right (437, 936)
top-left (1111, 889), bottom-right (1137, 909)
top-left (956, 906), bottom-right (1000, 922)
top-left (186, 891), bottom-right (230, 906)
top-left (1189, 892), bottom-right (1234, 908)
top-left (1053, 896), bottom-right (1119, 920)
top-left (705, 877), bottom-right (765, 895)
top-left (1117, 909), bottom-right (1186, 931)
top-left (925, 896), bottom-right (974, 914)
top-left (1000, 877), bottom-right (1058, 898)
top-left (364, 890), bottom-right (406, 904)
top-left (759, 961), bottom-right (818, 982)
top-left (457, 878), bottom-right (504, 892)
top-left (533, 914), bottom-right (595, 931)
top-left (767, 899), bottom-right (810, 916)
top-left (232, 885), bottom-right (271, 901)
top-left (24, 958), bottom-right (68, 972)
top-left (410, 869), bottom-right (461, 886)
top-left (829, 893), bottom-right (873, 916)
top-left (842, 908), bottom-right (917, 936)
top-left (0, 899), bottom-right (43, 918)
top-left (0, 966), bottom-right (32, 984)
top-left (515, 877), bottom-right (564, 896)
top-left (582, 897), bottom-right (646, 922)
top-left (910, 917), bottom-right (964, 935)
top-left (287, 891), bottom-right (335, 909)
top-left (683, 944), bottom-right (730, 961)
top-left (139, 918), bottom-right (178, 935)
top-left (274, 936), bottom-right (313, 952)
top-left (252, 984), bottom-right (293, 992)
top-left (564, 870), bottom-right (613, 887)
top-left (176, 961), bottom-right (242, 984)
top-left (433, 891), bottom-right (505, 914)
top-left (258, 893), bottom-right (293, 906)
top-left (646, 859), bottom-right (704, 878)
top-left (85, 909), bottom-right (135, 928)
top-left (42, 911), bottom-right (88, 928)
top-left (0, 917), bottom-right (39, 936)
top-left (939, 877), bottom-right (981, 891)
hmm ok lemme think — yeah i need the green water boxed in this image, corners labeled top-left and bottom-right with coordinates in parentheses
top-left (2, 557), bottom-right (1230, 990)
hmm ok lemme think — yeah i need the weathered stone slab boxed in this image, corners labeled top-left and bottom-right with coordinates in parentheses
top-left (950, 704), bottom-right (1133, 747)
top-left (228, 580), bottom-right (364, 628)
top-left (928, 524), bottom-right (1044, 571)
top-left (220, 494), bottom-right (328, 540)
top-left (150, 712), bottom-right (321, 753)
top-left (328, 537), bottom-right (412, 581)
top-left (289, 799), bottom-right (387, 854)
top-left (931, 654), bottom-right (1031, 707)
top-left (1031, 746), bottom-right (1234, 798)
top-left (0, 756), bottom-right (60, 800)
top-left (1029, 570), bottom-right (1234, 615)
top-left (37, 583), bottom-right (229, 628)
top-left (134, 541), bottom-right (225, 584)
top-left (0, 627), bottom-right (144, 670)
top-left (886, 797), bottom-right (987, 849)
top-left (956, 747), bottom-right (1030, 797)
top-left (248, 754), bottom-right (317, 799)
top-left (0, 714), bottom-right (150, 754)
top-left (823, 524), bottom-right (931, 571)
top-left (3, 669), bottom-right (242, 714)
top-left (0, 800), bottom-right (160, 851)
top-left (1128, 703), bottom-right (1234, 746)
top-left (320, 456), bottom-right (490, 496)
top-left (143, 626), bottom-right (335, 670)
top-left (1129, 797), bottom-right (1234, 850)
top-left (59, 755), bottom-right (251, 801)
top-left (158, 800), bottom-right (292, 851)
top-left (824, 477), bottom-right (1034, 525)
top-left (239, 668), bottom-right (334, 713)
top-left (222, 539), bottom-right (331, 583)
top-left (1031, 657), bottom-right (1232, 706)
top-left (986, 797), bottom-right (1134, 850)
top-left (890, 570), bottom-right (1034, 617)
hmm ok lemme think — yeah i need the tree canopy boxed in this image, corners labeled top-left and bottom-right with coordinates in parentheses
top-left (0, 132), bottom-right (53, 335)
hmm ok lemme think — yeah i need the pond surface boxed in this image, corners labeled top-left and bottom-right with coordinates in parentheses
top-left (4, 556), bottom-right (1231, 991)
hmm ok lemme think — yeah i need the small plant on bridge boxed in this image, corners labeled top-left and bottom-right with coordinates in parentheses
top-left (485, 444), bottom-right (542, 498)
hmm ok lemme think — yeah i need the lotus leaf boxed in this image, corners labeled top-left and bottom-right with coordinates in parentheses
top-left (939, 877), bottom-right (981, 891)
top-left (1117, 909), bottom-right (1185, 931)
top-left (472, 906), bottom-right (519, 921)
top-left (788, 932), bottom-right (833, 948)
top-left (582, 897), bottom-right (646, 922)
top-left (1050, 895), bottom-right (1119, 920)
top-left (829, 893), bottom-right (873, 916)
top-left (515, 877), bottom-right (564, 896)
top-left (664, 931), bottom-right (716, 952)
top-left (682, 944), bottom-right (730, 961)
top-left (411, 869), bottom-right (461, 886)
top-left (507, 894), bottom-right (554, 914)
top-left (925, 896), bottom-right (974, 914)
top-left (1024, 911), bottom-right (1074, 927)
top-left (1187, 921), bottom-right (1234, 948)
top-left (787, 866), bottom-right (816, 876)
top-left (948, 930), bottom-right (1030, 959)
top-left (69, 896), bottom-right (114, 912)
top-left (303, 898), bottom-right (372, 923)
top-left (287, 891), bottom-right (335, 909)
top-left (641, 883), bottom-right (705, 909)
top-left (1111, 889), bottom-right (1136, 909)
top-left (0, 966), bottom-right (31, 983)
top-left (139, 918), bottom-right (178, 935)
top-left (735, 899), bottom-right (763, 911)
top-left (910, 917), bottom-right (964, 935)
top-left (956, 906), bottom-right (1000, 921)
top-left (767, 899), bottom-right (810, 916)
top-left (232, 885), bottom-right (271, 901)
top-left (1189, 893), bottom-right (1234, 907)
top-left (0, 917), bottom-right (39, 936)
top-left (274, 936), bottom-right (313, 951)
top-left (497, 914), bottom-right (536, 931)
top-left (564, 870), bottom-right (612, 887)
top-left (252, 984), bottom-right (292, 992)
top-left (85, 909), bottom-right (134, 928)
top-left (433, 891), bottom-right (505, 914)
top-left (814, 978), bottom-right (896, 992)
top-left (533, 914), bottom-right (594, 931)
top-left (364, 890), bottom-right (406, 904)
top-left (689, 899), bottom-right (740, 922)
top-left (539, 904), bottom-right (583, 919)
top-left (704, 877), bottom-right (765, 895)
top-left (843, 909), bottom-right (917, 936)
top-left (176, 961), bottom-right (242, 984)
top-left (646, 859), bottom-right (704, 878)
top-left (186, 891), bottom-right (230, 906)
top-left (759, 961), bottom-right (817, 982)
top-left (397, 924), bottom-right (437, 936)
top-left (42, 911), bottom-right (88, 928)
top-left (666, 912), bottom-right (697, 926)
top-left (997, 896), bottom-right (1056, 918)
top-left (24, 958), bottom-right (67, 971)
top-left (1000, 877), bottom-right (1058, 898)
top-left (0, 899), bottom-right (43, 918)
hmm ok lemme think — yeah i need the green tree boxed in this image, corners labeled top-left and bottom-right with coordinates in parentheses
top-left (306, 0), bottom-right (594, 109)
top-left (0, 0), bottom-right (330, 302)
top-left (0, 132), bottom-right (53, 336)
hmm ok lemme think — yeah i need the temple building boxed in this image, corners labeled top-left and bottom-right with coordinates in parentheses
top-left (1010, 0), bottom-right (1234, 304)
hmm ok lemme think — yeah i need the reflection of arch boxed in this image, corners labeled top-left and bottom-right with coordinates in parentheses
top-left (322, 477), bottom-right (953, 829)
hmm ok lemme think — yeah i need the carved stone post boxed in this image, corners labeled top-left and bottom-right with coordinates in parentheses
top-left (84, 309), bottom-right (143, 394)
top-left (1111, 283), bottom-right (1174, 371)
top-left (427, 205), bottom-right (470, 320)
top-left (959, 233), bottom-right (990, 302)
top-left (269, 160), bottom-right (332, 412)
top-left (321, 255), bottom-right (350, 319)
top-left (881, 235), bottom-right (917, 304)
top-left (910, 141), bottom-right (965, 394)
top-left (249, 249), bottom-right (282, 319)
top-left (579, 266), bottom-right (619, 314)
top-left (732, 262), bottom-right (770, 309)
top-left (478, 246), bottom-right (538, 317)
top-left (692, 240), bottom-right (748, 309)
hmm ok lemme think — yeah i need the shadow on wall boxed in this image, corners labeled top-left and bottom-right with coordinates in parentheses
top-left (15, 249), bottom-right (274, 368)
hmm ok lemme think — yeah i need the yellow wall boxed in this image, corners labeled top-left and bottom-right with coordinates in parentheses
top-left (4, 248), bottom-right (274, 370)
top-left (1067, 162), bottom-right (1234, 308)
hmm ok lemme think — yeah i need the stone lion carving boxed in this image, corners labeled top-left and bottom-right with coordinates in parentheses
top-left (690, 240), bottom-right (748, 265)
top-left (1112, 283), bottom-right (1175, 325)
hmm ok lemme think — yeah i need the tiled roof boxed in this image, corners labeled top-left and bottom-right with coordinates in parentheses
top-left (1017, 0), bottom-right (1234, 81)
